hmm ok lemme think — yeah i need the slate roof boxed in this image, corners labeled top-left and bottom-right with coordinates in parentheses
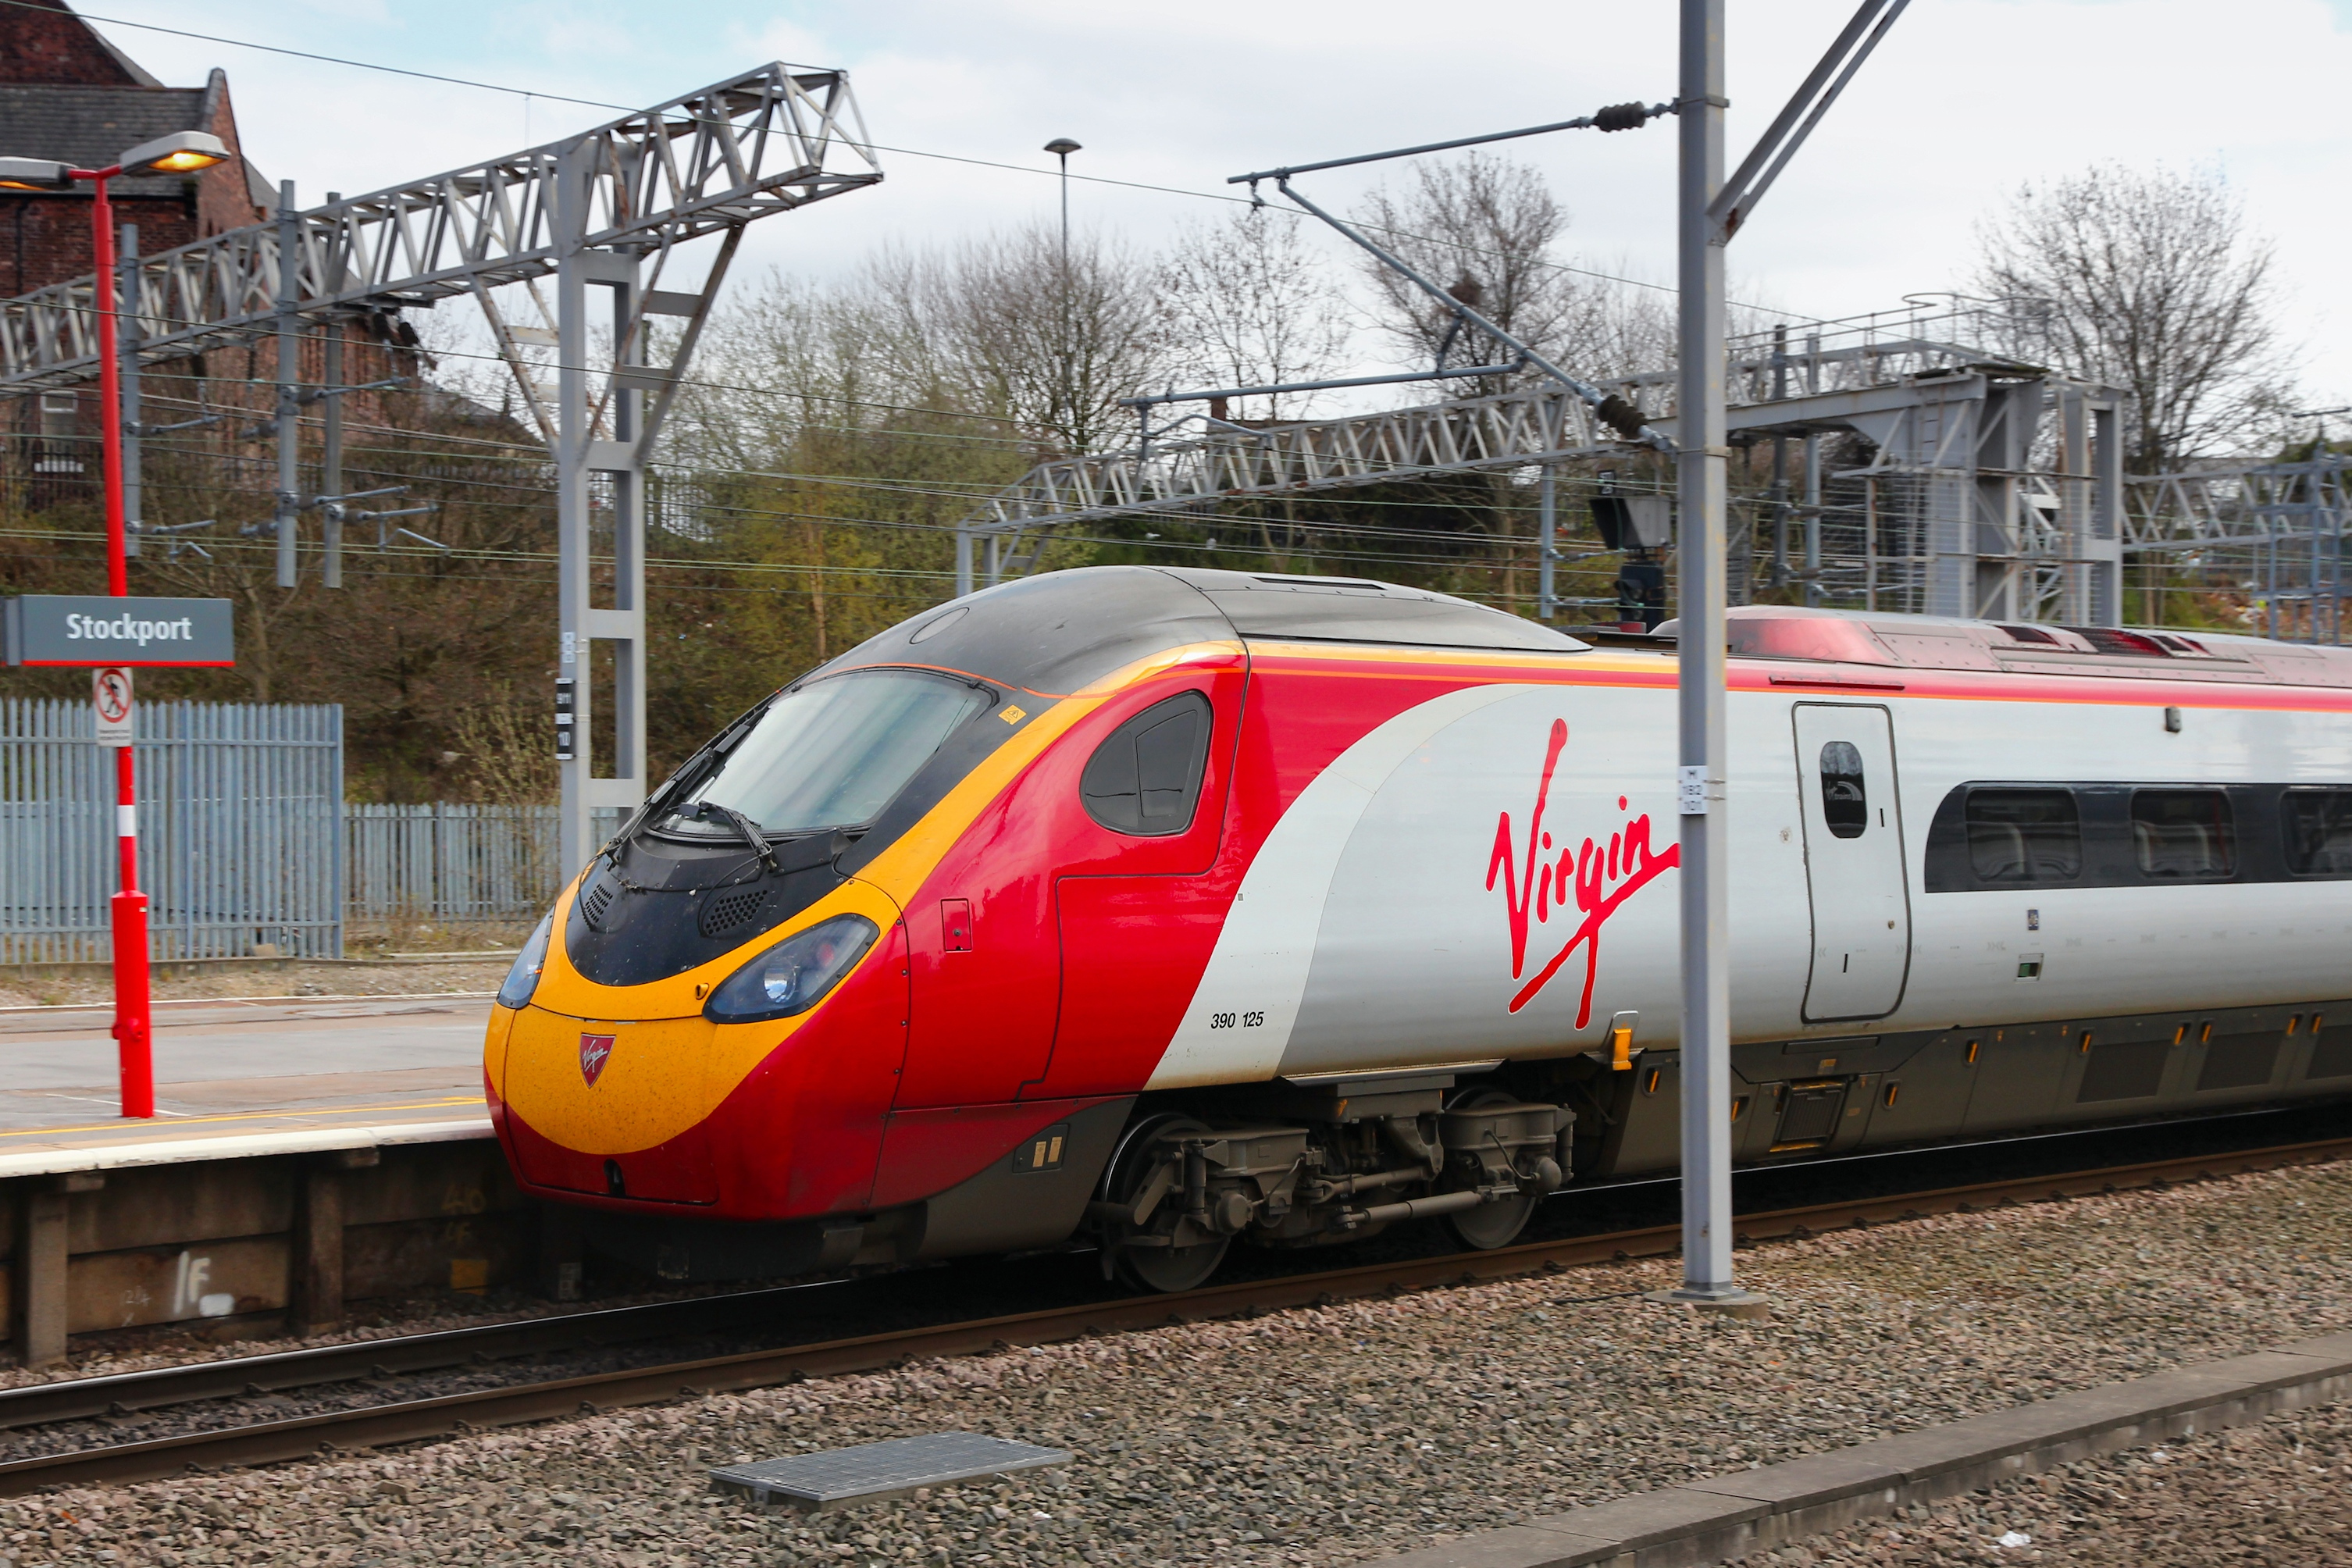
top-left (0, 77), bottom-right (267, 202)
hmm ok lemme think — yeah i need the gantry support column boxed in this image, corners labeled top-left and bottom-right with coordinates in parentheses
top-left (554, 141), bottom-right (649, 880)
top-left (2074, 391), bottom-right (2126, 626)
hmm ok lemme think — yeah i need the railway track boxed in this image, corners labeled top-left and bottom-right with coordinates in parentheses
top-left (3, 1133), bottom-right (2345, 1496)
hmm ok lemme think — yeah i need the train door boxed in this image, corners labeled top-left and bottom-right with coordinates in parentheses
top-left (1792, 704), bottom-right (1912, 1021)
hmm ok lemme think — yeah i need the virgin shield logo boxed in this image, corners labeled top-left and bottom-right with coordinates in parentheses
top-left (579, 1032), bottom-right (615, 1087)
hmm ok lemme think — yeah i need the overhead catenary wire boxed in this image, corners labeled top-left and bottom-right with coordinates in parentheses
top-left (0, 0), bottom-right (1836, 324)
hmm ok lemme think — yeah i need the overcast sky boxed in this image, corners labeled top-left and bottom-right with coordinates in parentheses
top-left (71, 0), bottom-right (2352, 419)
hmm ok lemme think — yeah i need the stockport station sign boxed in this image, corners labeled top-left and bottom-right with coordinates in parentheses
top-left (2, 595), bottom-right (235, 668)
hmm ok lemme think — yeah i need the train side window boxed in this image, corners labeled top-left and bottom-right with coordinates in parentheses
top-left (1819, 741), bottom-right (1867, 839)
top-left (1964, 789), bottom-right (2081, 883)
top-left (1080, 690), bottom-right (1213, 836)
top-left (2131, 789), bottom-right (2235, 879)
top-left (2282, 789), bottom-right (2352, 876)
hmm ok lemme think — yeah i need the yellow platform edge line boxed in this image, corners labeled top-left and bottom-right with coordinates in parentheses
top-left (0, 1096), bottom-right (488, 1142)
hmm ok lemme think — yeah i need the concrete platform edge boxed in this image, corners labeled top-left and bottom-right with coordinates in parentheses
top-left (0, 1117), bottom-right (494, 1178)
top-left (1360, 1335), bottom-right (2352, 1568)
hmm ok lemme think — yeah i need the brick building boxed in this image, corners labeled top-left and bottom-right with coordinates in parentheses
top-left (0, 0), bottom-right (273, 294)
top-left (0, 0), bottom-right (429, 519)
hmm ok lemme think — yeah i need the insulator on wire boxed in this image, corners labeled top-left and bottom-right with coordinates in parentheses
top-left (1593, 102), bottom-right (1651, 133)
top-left (1595, 394), bottom-right (1649, 441)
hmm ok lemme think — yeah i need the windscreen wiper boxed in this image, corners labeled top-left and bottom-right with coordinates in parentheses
top-left (705, 804), bottom-right (782, 875)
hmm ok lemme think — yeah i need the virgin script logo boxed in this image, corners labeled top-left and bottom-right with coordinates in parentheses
top-left (1485, 718), bottom-right (1679, 1023)
top-left (579, 1032), bottom-right (615, 1087)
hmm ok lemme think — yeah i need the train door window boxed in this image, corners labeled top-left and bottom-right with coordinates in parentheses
top-left (2282, 789), bottom-right (2352, 876)
top-left (1965, 789), bottom-right (2082, 883)
top-left (1081, 690), bottom-right (1213, 836)
top-left (1819, 742), bottom-right (1867, 839)
top-left (2131, 789), bottom-right (2235, 880)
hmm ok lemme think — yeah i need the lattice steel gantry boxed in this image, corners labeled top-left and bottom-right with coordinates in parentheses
top-left (957, 299), bottom-right (2130, 625)
top-left (0, 63), bottom-right (884, 875)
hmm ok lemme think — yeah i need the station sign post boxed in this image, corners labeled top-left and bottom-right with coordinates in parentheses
top-left (5, 593), bottom-right (233, 1118)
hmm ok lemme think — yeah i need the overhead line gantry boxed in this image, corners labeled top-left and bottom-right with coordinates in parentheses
top-left (0, 62), bottom-right (884, 873)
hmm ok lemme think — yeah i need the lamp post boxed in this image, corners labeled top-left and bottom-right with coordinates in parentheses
top-left (1043, 137), bottom-right (1081, 273)
top-left (0, 130), bottom-right (234, 1117)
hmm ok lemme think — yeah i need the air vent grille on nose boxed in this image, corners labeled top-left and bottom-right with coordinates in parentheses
top-left (579, 872), bottom-right (617, 932)
top-left (699, 884), bottom-right (769, 939)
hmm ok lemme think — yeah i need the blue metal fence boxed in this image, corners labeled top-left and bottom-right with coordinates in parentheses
top-left (2, 700), bottom-right (622, 960)
top-left (345, 804), bottom-right (618, 922)
top-left (0, 698), bottom-right (344, 962)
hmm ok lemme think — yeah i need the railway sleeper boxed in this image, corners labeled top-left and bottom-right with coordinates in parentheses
top-left (1091, 1090), bottom-right (1573, 1292)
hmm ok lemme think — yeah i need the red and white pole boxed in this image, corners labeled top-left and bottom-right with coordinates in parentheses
top-left (86, 167), bottom-right (152, 1118)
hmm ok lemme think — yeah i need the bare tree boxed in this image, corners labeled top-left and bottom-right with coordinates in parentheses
top-left (1351, 151), bottom-right (1605, 383)
top-left (927, 223), bottom-right (1174, 458)
top-left (1973, 163), bottom-right (2293, 472)
top-left (1159, 208), bottom-right (1353, 420)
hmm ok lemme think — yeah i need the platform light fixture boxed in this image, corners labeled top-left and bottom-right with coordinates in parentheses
top-left (119, 130), bottom-right (233, 176)
top-left (0, 158), bottom-right (73, 190)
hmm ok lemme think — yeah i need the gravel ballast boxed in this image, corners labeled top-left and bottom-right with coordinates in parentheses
top-left (2, 1156), bottom-right (2347, 1566)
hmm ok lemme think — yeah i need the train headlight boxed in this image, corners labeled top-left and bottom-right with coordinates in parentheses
top-left (704, 914), bottom-right (880, 1024)
top-left (496, 911), bottom-right (554, 1010)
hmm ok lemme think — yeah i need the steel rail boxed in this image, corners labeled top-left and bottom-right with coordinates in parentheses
top-left (2, 1134), bottom-right (2344, 1496)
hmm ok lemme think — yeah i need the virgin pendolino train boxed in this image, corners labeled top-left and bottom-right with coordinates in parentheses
top-left (483, 567), bottom-right (2352, 1291)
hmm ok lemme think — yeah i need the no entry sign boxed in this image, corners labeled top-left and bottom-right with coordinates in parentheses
top-left (2, 595), bottom-right (234, 668)
top-left (93, 667), bottom-right (133, 747)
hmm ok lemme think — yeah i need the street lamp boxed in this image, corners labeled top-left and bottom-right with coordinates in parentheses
top-left (1042, 137), bottom-right (1081, 272)
top-left (0, 128), bottom-right (233, 1118)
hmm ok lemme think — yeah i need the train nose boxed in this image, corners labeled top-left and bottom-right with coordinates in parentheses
top-left (498, 1009), bottom-right (720, 1203)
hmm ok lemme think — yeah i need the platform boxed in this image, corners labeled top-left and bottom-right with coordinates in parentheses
top-left (0, 993), bottom-right (494, 1176)
top-left (0, 994), bottom-right (519, 1367)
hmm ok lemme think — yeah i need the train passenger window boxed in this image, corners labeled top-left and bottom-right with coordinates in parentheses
top-left (1082, 690), bottom-right (1213, 836)
top-left (2282, 789), bottom-right (2352, 875)
top-left (1964, 789), bottom-right (2081, 883)
top-left (2131, 789), bottom-right (2235, 879)
top-left (1819, 742), bottom-right (1867, 839)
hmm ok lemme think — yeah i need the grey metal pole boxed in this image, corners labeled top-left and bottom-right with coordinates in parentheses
top-left (1803, 332), bottom-right (1822, 607)
top-left (321, 317), bottom-right (344, 590)
top-left (1768, 326), bottom-right (1789, 590)
top-left (1802, 433), bottom-right (1823, 606)
top-left (322, 192), bottom-right (346, 591)
top-left (1538, 465), bottom-right (1557, 621)
top-left (117, 223), bottom-right (140, 558)
top-left (273, 180), bottom-right (300, 589)
top-left (555, 144), bottom-right (591, 879)
top-left (1655, 0), bottom-right (1755, 1314)
top-left (955, 523), bottom-right (975, 598)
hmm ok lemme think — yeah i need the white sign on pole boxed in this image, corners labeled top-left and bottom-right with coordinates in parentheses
top-left (93, 666), bottom-right (134, 748)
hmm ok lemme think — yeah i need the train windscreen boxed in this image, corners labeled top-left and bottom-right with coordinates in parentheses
top-left (659, 669), bottom-right (989, 838)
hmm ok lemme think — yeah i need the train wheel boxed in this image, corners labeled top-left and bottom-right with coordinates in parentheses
top-left (1100, 1114), bottom-right (1231, 1293)
top-left (1441, 1089), bottom-right (1539, 1251)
